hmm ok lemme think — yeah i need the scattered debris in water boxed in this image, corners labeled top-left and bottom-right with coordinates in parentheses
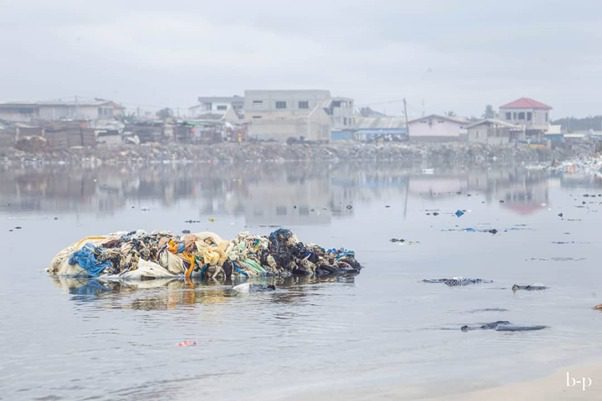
top-left (423, 278), bottom-right (493, 286)
top-left (512, 284), bottom-right (548, 291)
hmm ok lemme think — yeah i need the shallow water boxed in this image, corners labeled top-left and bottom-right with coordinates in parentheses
top-left (1, 162), bottom-right (602, 400)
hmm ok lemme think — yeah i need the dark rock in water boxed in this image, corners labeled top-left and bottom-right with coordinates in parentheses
top-left (14, 226), bottom-right (22, 230)
top-left (181, 229), bottom-right (191, 234)
top-left (390, 238), bottom-right (406, 243)
top-left (512, 284), bottom-right (548, 291)
top-left (423, 278), bottom-right (493, 286)
top-left (461, 321), bottom-right (547, 332)
top-left (346, 204), bottom-right (353, 210)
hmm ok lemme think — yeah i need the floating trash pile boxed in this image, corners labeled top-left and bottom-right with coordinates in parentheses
top-left (47, 228), bottom-right (362, 280)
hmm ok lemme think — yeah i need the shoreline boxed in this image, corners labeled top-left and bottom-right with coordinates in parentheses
top-left (421, 362), bottom-right (602, 401)
top-left (271, 361), bottom-right (602, 401)
top-left (0, 142), bottom-right (590, 167)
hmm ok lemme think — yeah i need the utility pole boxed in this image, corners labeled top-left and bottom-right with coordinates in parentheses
top-left (403, 98), bottom-right (410, 137)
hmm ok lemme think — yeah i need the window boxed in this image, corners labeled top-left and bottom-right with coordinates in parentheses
top-left (343, 117), bottom-right (348, 125)
top-left (527, 112), bottom-right (532, 121)
top-left (275, 101), bottom-right (287, 109)
top-left (332, 100), bottom-right (342, 107)
top-left (252, 115), bottom-right (262, 119)
top-left (505, 112), bottom-right (511, 120)
top-left (518, 112), bottom-right (525, 120)
top-left (98, 107), bottom-right (113, 117)
top-left (216, 105), bottom-right (227, 111)
top-left (252, 100), bottom-right (263, 104)
top-left (545, 112), bottom-right (549, 122)
top-left (276, 206), bottom-right (287, 215)
top-left (298, 101), bottom-right (309, 109)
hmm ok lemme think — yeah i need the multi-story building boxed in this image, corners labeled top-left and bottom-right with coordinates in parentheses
top-left (499, 97), bottom-right (552, 138)
top-left (244, 89), bottom-right (333, 142)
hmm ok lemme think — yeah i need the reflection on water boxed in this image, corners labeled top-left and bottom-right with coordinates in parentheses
top-left (50, 275), bottom-right (357, 310)
top-left (2, 163), bottom-right (599, 223)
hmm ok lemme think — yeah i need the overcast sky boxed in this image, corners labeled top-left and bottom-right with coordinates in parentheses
top-left (0, 0), bottom-right (600, 118)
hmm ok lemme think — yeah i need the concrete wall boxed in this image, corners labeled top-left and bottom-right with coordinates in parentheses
top-left (244, 90), bottom-right (331, 115)
top-left (468, 125), bottom-right (511, 145)
top-left (247, 112), bottom-right (331, 142)
top-left (499, 108), bottom-right (549, 131)
top-left (0, 107), bottom-right (38, 122)
top-left (38, 105), bottom-right (100, 121)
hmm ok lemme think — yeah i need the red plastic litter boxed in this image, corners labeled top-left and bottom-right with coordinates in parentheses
top-left (177, 340), bottom-right (197, 347)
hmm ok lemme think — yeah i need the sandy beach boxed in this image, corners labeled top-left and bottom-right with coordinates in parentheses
top-left (422, 363), bottom-right (602, 401)
top-left (272, 362), bottom-right (602, 401)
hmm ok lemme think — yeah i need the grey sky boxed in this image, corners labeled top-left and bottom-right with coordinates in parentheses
top-left (0, 0), bottom-right (600, 118)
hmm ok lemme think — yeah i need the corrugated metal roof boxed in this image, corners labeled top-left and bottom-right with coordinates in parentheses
top-left (466, 118), bottom-right (519, 129)
top-left (355, 116), bottom-right (406, 129)
top-left (407, 114), bottom-right (468, 125)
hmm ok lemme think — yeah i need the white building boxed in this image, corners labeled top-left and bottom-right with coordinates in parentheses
top-left (499, 97), bottom-right (552, 136)
top-left (467, 119), bottom-right (523, 145)
top-left (407, 114), bottom-right (468, 141)
top-left (244, 90), bottom-right (333, 142)
top-left (189, 95), bottom-right (244, 117)
top-left (327, 97), bottom-right (355, 130)
top-left (0, 99), bottom-right (124, 123)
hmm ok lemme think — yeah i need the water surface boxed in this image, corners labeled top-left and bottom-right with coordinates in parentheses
top-left (1, 162), bottom-right (601, 400)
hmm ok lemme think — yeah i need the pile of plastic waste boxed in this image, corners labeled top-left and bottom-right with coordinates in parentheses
top-left (47, 229), bottom-right (362, 280)
top-left (549, 155), bottom-right (602, 177)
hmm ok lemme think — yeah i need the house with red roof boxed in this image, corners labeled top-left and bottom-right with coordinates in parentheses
top-left (499, 97), bottom-right (552, 138)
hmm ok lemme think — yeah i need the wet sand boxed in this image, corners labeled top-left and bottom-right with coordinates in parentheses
top-left (280, 363), bottom-right (602, 401)
top-left (423, 363), bottom-right (602, 401)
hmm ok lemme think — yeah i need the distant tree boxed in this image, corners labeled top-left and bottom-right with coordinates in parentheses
top-left (156, 108), bottom-right (173, 120)
top-left (552, 115), bottom-right (602, 132)
top-left (446, 111), bottom-right (457, 117)
top-left (482, 105), bottom-right (495, 119)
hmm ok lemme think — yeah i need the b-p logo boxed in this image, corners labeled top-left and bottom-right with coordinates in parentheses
top-left (566, 372), bottom-right (593, 392)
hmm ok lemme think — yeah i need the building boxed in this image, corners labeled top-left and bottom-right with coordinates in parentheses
top-left (244, 90), bottom-right (333, 142)
top-left (327, 97), bottom-right (355, 130)
top-left (189, 95), bottom-right (244, 117)
top-left (467, 118), bottom-right (523, 145)
top-left (407, 114), bottom-right (468, 141)
top-left (334, 116), bottom-right (407, 142)
top-left (499, 97), bottom-right (552, 138)
top-left (0, 98), bottom-right (125, 123)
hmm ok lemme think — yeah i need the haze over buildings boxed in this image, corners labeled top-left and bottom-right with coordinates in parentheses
top-left (1, 0), bottom-right (601, 117)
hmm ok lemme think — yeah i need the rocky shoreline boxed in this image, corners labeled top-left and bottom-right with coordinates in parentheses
top-left (0, 142), bottom-right (592, 167)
